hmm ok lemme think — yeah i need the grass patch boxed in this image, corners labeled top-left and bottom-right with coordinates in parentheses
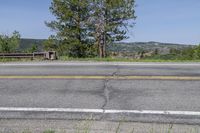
top-left (43, 130), bottom-right (55, 133)
top-left (0, 58), bottom-right (30, 62)
top-left (19, 122), bottom-right (200, 133)
top-left (0, 57), bottom-right (44, 62)
top-left (59, 56), bottom-right (200, 62)
top-left (1, 56), bottom-right (200, 63)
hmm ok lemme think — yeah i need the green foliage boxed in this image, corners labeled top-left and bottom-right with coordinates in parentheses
top-left (67, 42), bottom-right (87, 58)
top-left (27, 44), bottom-right (38, 53)
top-left (19, 38), bottom-right (44, 51)
top-left (89, 0), bottom-right (136, 57)
top-left (46, 0), bottom-right (93, 57)
top-left (43, 130), bottom-right (55, 133)
top-left (193, 44), bottom-right (200, 59)
top-left (146, 54), bottom-right (178, 60)
top-left (147, 44), bottom-right (200, 60)
top-left (43, 35), bottom-right (58, 51)
top-left (0, 31), bottom-right (21, 53)
top-left (46, 0), bottom-right (136, 57)
top-left (180, 47), bottom-right (195, 60)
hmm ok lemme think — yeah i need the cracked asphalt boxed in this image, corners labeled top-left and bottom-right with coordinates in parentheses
top-left (0, 62), bottom-right (200, 112)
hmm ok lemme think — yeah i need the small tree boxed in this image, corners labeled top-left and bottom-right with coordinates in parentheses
top-left (43, 35), bottom-right (58, 51)
top-left (28, 44), bottom-right (38, 53)
top-left (193, 44), bottom-right (200, 59)
top-left (0, 31), bottom-right (21, 53)
top-left (154, 48), bottom-right (159, 55)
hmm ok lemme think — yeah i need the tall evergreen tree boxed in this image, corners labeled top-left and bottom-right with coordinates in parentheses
top-left (90, 0), bottom-right (136, 57)
top-left (46, 0), bottom-right (92, 57)
top-left (46, 0), bottom-right (136, 58)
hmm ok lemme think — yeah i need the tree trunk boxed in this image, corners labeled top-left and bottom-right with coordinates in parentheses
top-left (99, 34), bottom-right (104, 58)
top-left (103, 32), bottom-right (106, 57)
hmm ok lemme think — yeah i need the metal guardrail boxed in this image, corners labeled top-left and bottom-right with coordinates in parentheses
top-left (0, 51), bottom-right (57, 60)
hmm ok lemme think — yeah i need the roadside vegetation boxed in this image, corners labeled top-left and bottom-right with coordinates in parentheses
top-left (19, 121), bottom-right (200, 133)
top-left (44, 0), bottom-right (136, 58)
top-left (0, 31), bottom-right (200, 62)
top-left (0, 0), bottom-right (199, 62)
top-left (59, 56), bottom-right (200, 62)
top-left (0, 31), bottom-right (20, 53)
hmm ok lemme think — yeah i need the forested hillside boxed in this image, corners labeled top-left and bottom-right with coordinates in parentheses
top-left (19, 38), bottom-right (192, 53)
top-left (109, 42), bottom-right (192, 53)
top-left (19, 39), bottom-right (44, 52)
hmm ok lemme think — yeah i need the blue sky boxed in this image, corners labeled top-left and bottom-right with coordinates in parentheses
top-left (0, 0), bottom-right (199, 44)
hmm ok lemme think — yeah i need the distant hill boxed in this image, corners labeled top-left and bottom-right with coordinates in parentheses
top-left (19, 38), bottom-right (193, 54)
top-left (19, 38), bottom-right (45, 52)
top-left (108, 42), bottom-right (193, 53)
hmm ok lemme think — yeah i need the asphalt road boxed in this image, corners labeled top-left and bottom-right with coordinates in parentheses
top-left (1, 62), bottom-right (200, 76)
top-left (0, 62), bottom-right (200, 124)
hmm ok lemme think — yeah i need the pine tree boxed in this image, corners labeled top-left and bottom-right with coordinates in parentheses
top-left (46, 0), bottom-right (136, 58)
top-left (89, 0), bottom-right (136, 57)
top-left (46, 0), bottom-right (92, 57)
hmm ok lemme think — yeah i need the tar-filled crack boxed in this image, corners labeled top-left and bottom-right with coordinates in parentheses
top-left (101, 65), bottom-right (119, 112)
top-left (101, 79), bottom-right (109, 111)
top-left (99, 65), bottom-right (120, 120)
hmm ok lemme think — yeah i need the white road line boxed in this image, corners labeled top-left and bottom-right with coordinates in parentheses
top-left (105, 110), bottom-right (200, 115)
top-left (1, 107), bottom-right (200, 116)
top-left (0, 107), bottom-right (103, 113)
top-left (1, 62), bottom-right (200, 66)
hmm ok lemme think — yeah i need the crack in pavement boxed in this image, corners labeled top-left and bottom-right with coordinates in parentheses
top-left (101, 65), bottom-right (119, 112)
top-left (112, 65), bottom-right (120, 77)
top-left (101, 79), bottom-right (110, 111)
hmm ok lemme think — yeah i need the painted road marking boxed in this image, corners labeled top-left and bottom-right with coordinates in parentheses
top-left (0, 75), bottom-right (200, 80)
top-left (0, 107), bottom-right (103, 113)
top-left (0, 107), bottom-right (200, 116)
top-left (1, 62), bottom-right (200, 66)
